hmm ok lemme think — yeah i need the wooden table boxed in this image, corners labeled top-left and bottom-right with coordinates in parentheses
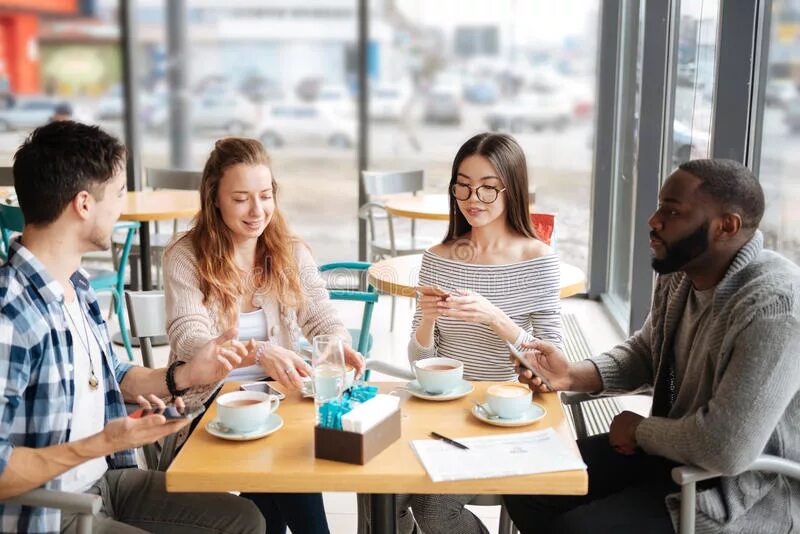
top-left (384, 193), bottom-right (536, 221)
top-left (119, 190), bottom-right (200, 290)
top-left (167, 382), bottom-right (587, 533)
top-left (368, 254), bottom-right (587, 299)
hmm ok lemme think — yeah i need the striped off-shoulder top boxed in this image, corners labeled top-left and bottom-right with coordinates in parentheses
top-left (408, 249), bottom-right (564, 382)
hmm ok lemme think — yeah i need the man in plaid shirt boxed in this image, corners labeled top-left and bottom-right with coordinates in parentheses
top-left (0, 121), bottom-right (266, 533)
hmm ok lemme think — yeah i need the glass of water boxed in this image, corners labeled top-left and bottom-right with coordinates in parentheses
top-left (312, 335), bottom-right (345, 424)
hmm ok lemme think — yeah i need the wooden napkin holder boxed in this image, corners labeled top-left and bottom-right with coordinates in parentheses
top-left (314, 408), bottom-right (401, 465)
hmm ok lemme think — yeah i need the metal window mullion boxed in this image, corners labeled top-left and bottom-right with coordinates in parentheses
top-left (748, 0), bottom-right (773, 173)
top-left (588, 0), bottom-right (623, 299)
top-left (711, 0), bottom-right (764, 164)
top-left (357, 0), bottom-right (369, 262)
top-left (628, 0), bottom-right (679, 334)
top-left (119, 0), bottom-right (142, 191)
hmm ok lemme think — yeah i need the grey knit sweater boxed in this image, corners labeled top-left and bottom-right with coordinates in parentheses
top-left (592, 231), bottom-right (800, 533)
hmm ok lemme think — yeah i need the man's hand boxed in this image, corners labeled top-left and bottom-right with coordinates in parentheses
top-left (513, 339), bottom-right (572, 393)
top-left (343, 344), bottom-right (366, 379)
top-left (101, 394), bottom-right (190, 454)
top-left (609, 411), bottom-right (644, 455)
top-left (179, 329), bottom-right (251, 389)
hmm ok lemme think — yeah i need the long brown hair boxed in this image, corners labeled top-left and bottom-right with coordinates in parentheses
top-left (443, 132), bottom-right (537, 243)
top-left (186, 137), bottom-right (304, 327)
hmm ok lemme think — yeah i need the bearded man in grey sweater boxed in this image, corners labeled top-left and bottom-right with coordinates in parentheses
top-left (504, 159), bottom-right (800, 534)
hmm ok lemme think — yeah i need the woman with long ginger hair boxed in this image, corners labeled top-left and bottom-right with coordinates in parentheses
top-left (163, 137), bottom-right (364, 534)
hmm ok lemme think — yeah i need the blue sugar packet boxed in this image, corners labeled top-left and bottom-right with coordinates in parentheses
top-left (318, 398), bottom-right (353, 430)
top-left (346, 384), bottom-right (379, 404)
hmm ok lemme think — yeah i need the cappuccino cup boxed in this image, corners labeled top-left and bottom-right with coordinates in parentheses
top-left (217, 390), bottom-right (280, 433)
top-left (486, 383), bottom-right (532, 419)
top-left (414, 357), bottom-right (463, 394)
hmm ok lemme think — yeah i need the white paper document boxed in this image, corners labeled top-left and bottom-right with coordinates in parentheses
top-left (411, 428), bottom-right (587, 482)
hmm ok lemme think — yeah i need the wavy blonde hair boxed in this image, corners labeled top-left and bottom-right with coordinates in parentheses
top-left (186, 137), bottom-right (304, 328)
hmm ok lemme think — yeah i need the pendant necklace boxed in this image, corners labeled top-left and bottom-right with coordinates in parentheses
top-left (63, 294), bottom-right (99, 391)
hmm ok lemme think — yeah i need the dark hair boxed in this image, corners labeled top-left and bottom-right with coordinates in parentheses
top-left (12, 121), bottom-right (126, 225)
top-left (444, 132), bottom-right (536, 242)
top-left (678, 159), bottom-right (764, 230)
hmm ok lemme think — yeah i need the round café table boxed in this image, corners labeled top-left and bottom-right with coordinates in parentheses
top-left (383, 193), bottom-right (536, 221)
top-left (367, 254), bottom-right (587, 299)
top-left (119, 190), bottom-right (200, 291)
top-left (112, 190), bottom-right (200, 349)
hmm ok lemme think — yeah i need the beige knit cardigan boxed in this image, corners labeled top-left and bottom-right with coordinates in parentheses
top-left (162, 234), bottom-right (351, 407)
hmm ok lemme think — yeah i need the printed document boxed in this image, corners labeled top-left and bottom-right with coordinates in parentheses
top-left (411, 428), bottom-right (586, 482)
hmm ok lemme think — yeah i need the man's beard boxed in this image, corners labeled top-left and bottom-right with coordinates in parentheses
top-left (89, 224), bottom-right (112, 251)
top-left (651, 221), bottom-right (710, 274)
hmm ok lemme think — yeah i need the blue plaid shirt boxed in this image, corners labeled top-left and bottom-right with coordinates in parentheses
top-left (0, 239), bottom-right (136, 533)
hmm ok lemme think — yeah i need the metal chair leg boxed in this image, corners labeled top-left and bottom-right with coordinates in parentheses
top-left (499, 505), bottom-right (518, 534)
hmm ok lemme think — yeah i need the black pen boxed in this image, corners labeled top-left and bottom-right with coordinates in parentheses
top-left (430, 431), bottom-right (469, 450)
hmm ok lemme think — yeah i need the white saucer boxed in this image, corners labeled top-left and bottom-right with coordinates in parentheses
top-left (406, 379), bottom-right (474, 401)
top-left (205, 414), bottom-right (284, 441)
top-left (471, 402), bottom-right (546, 427)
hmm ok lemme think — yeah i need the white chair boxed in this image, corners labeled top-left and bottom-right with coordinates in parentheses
top-left (359, 170), bottom-right (438, 330)
top-left (125, 289), bottom-right (179, 471)
top-left (4, 488), bottom-right (101, 534)
top-left (114, 168), bottom-right (201, 289)
top-left (671, 455), bottom-right (800, 534)
top-left (362, 360), bottom-right (518, 534)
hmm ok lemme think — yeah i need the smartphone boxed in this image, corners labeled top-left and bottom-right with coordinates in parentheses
top-left (415, 286), bottom-right (450, 298)
top-left (506, 341), bottom-right (554, 391)
top-left (240, 381), bottom-right (286, 400)
top-left (129, 404), bottom-right (205, 421)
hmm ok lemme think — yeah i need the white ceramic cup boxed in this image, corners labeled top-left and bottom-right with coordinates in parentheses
top-left (216, 390), bottom-right (280, 433)
top-left (414, 357), bottom-right (463, 394)
top-left (486, 383), bottom-right (533, 419)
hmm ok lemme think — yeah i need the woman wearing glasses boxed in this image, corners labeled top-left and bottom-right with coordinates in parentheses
top-left (402, 133), bottom-right (564, 534)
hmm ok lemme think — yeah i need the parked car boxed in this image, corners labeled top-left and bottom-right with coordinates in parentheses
top-left (463, 80), bottom-right (499, 105)
top-left (423, 85), bottom-right (461, 125)
top-left (97, 84), bottom-right (124, 120)
top-left (0, 97), bottom-right (70, 131)
top-left (145, 94), bottom-right (256, 135)
top-left (765, 79), bottom-right (799, 109)
top-left (672, 120), bottom-right (710, 165)
top-left (369, 85), bottom-right (409, 121)
top-left (485, 89), bottom-right (572, 132)
top-left (257, 102), bottom-right (355, 149)
top-left (239, 75), bottom-right (284, 103)
top-left (785, 97), bottom-right (800, 134)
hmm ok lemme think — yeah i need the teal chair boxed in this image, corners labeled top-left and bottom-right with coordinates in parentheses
top-left (0, 203), bottom-right (139, 360)
top-left (0, 203), bottom-right (25, 260)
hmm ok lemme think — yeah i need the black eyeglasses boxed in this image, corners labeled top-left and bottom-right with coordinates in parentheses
top-left (450, 183), bottom-right (507, 204)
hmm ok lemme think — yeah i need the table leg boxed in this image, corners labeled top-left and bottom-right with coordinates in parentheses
top-left (139, 221), bottom-right (152, 290)
top-left (369, 494), bottom-right (396, 534)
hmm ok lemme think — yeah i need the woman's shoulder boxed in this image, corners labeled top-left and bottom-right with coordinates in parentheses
top-left (163, 232), bottom-right (198, 266)
top-left (520, 237), bottom-right (553, 262)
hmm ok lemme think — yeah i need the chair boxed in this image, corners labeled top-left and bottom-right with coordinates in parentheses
top-left (531, 212), bottom-right (557, 249)
top-left (671, 455), bottom-right (800, 534)
top-left (318, 262), bottom-right (378, 373)
top-left (0, 203), bottom-right (139, 360)
top-left (114, 168), bottom-right (201, 289)
top-left (4, 488), bottom-right (102, 534)
top-left (87, 221), bottom-right (139, 361)
top-left (124, 289), bottom-right (180, 471)
top-left (359, 170), bottom-right (438, 330)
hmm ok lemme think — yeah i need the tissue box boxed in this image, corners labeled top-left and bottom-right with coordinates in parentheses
top-left (314, 409), bottom-right (401, 465)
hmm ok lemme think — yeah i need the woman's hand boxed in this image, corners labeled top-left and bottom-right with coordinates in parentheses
top-left (254, 342), bottom-right (311, 390)
top-left (440, 290), bottom-right (502, 327)
top-left (419, 294), bottom-right (447, 322)
top-left (343, 344), bottom-right (366, 379)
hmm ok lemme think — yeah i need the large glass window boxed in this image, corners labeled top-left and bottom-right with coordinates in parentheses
top-left (671, 0), bottom-right (719, 167)
top-left (368, 0), bottom-right (599, 273)
top-left (759, 0), bottom-right (800, 264)
top-left (0, 1), bottom-right (122, 165)
top-left (133, 0), bottom-right (359, 263)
